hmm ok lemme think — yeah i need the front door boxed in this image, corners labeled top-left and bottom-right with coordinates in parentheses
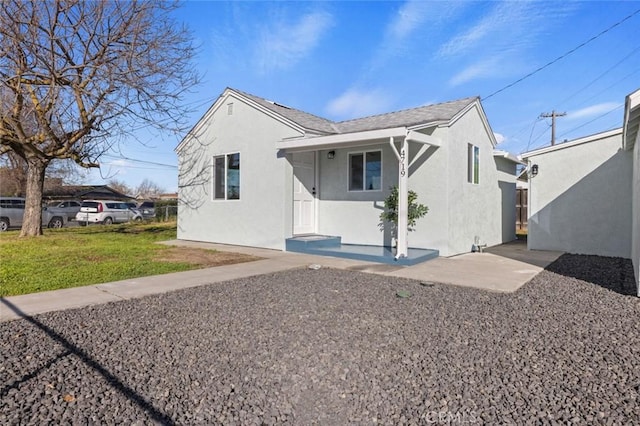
top-left (293, 152), bottom-right (316, 235)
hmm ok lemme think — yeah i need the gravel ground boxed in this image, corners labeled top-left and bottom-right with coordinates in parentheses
top-left (1, 254), bottom-right (639, 425)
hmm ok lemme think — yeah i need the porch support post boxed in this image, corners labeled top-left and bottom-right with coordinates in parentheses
top-left (396, 136), bottom-right (409, 259)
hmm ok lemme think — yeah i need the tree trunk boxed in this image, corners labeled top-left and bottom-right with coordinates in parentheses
top-left (19, 158), bottom-right (49, 237)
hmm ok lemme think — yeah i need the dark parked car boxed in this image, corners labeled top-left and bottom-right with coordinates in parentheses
top-left (137, 201), bottom-right (156, 220)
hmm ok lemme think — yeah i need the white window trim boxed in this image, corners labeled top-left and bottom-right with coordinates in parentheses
top-left (467, 143), bottom-right (480, 185)
top-left (347, 149), bottom-right (383, 192)
top-left (211, 152), bottom-right (241, 201)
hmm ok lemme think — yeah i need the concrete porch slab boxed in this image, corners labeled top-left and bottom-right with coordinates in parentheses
top-left (383, 242), bottom-right (564, 292)
top-left (286, 236), bottom-right (439, 265)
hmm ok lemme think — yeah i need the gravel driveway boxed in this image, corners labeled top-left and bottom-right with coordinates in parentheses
top-left (1, 254), bottom-right (639, 424)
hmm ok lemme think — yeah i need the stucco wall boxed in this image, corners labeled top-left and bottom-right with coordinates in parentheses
top-left (443, 107), bottom-right (508, 256)
top-left (526, 131), bottom-right (632, 258)
top-left (403, 128), bottom-right (451, 254)
top-left (177, 93), bottom-right (300, 250)
top-left (316, 143), bottom-right (399, 247)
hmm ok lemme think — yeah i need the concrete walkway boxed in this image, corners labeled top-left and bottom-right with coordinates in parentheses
top-left (0, 239), bottom-right (563, 322)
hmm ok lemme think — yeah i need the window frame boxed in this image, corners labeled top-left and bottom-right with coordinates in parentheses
top-left (348, 149), bottom-right (383, 192)
top-left (212, 152), bottom-right (241, 201)
top-left (467, 143), bottom-right (480, 185)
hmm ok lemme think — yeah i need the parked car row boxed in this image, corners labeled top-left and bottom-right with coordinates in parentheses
top-left (0, 197), bottom-right (156, 232)
top-left (0, 197), bottom-right (68, 232)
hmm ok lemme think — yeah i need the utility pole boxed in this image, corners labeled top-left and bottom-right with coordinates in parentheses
top-left (540, 110), bottom-right (566, 146)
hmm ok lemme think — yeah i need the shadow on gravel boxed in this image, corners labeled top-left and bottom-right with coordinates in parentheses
top-left (0, 298), bottom-right (175, 425)
top-left (544, 254), bottom-right (637, 296)
top-left (0, 349), bottom-right (72, 398)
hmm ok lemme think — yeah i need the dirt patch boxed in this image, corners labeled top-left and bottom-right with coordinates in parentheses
top-left (154, 247), bottom-right (262, 267)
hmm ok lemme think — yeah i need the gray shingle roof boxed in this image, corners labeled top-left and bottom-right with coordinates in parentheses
top-left (335, 97), bottom-right (478, 133)
top-left (232, 88), bottom-right (478, 135)
top-left (235, 89), bottom-right (338, 134)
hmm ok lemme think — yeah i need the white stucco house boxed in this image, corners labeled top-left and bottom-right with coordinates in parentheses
top-left (176, 88), bottom-right (520, 259)
top-left (520, 88), bottom-right (640, 295)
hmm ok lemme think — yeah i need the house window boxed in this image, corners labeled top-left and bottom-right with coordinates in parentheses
top-left (213, 153), bottom-right (240, 200)
top-left (349, 150), bottom-right (381, 191)
top-left (467, 144), bottom-right (479, 184)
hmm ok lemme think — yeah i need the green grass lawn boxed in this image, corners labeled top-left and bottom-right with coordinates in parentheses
top-left (0, 222), bottom-right (203, 297)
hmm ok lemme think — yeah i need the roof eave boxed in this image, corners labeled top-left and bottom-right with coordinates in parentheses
top-left (493, 150), bottom-right (525, 165)
top-left (520, 128), bottom-right (623, 159)
top-left (278, 127), bottom-right (409, 152)
top-left (622, 88), bottom-right (640, 151)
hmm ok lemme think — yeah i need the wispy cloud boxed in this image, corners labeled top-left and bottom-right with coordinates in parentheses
top-left (494, 133), bottom-right (506, 144)
top-left (256, 10), bottom-right (334, 73)
top-left (108, 159), bottom-right (130, 168)
top-left (441, 1), bottom-right (575, 86)
top-left (449, 58), bottom-right (503, 87)
top-left (378, 1), bottom-right (465, 60)
top-left (438, 2), bottom-right (543, 59)
top-left (567, 102), bottom-right (622, 120)
top-left (387, 1), bottom-right (431, 41)
top-left (326, 88), bottom-right (393, 119)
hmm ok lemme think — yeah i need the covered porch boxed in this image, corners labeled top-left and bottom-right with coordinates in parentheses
top-left (280, 125), bottom-right (442, 265)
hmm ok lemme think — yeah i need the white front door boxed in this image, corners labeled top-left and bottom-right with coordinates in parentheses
top-left (293, 151), bottom-right (316, 235)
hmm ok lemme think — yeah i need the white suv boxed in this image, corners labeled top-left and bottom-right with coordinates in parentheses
top-left (75, 200), bottom-right (143, 226)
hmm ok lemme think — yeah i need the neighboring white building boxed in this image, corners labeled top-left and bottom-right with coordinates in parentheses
top-left (176, 88), bottom-right (519, 257)
top-left (521, 88), bottom-right (640, 296)
top-left (521, 129), bottom-right (632, 258)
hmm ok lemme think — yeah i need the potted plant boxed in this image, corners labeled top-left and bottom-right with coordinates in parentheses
top-left (379, 186), bottom-right (428, 247)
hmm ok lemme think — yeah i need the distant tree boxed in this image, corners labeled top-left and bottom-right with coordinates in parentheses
top-left (107, 179), bottom-right (133, 198)
top-left (0, 152), bottom-right (27, 196)
top-left (0, 0), bottom-right (199, 236)
top-left (0, 152), bottom-right (87, 196)
top-left (135, 178), bottom-right (165, 199)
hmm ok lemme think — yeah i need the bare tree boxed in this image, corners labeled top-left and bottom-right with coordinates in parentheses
top-left (0, 152), bottom-right (27, 196)
top-left (107, 179), bottom-right (133, 197)
top-left (0, 0), bottom-right (199, 236)
top-left (135, 178), bottom-right (164, 199)
top-left (1, 152), bottom-right (88, 196)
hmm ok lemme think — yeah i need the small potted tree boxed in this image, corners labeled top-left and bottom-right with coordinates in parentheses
top-left (379, 186), bottom-right (428, 249)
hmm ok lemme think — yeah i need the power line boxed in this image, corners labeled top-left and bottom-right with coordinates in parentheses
top-left (557, 104), bottom-right (623, 139)
top-left (482, 7), bottom-right (640, 101)
top-left (576, 65), bottom-right (640, 106)
top-left (103, 154), bottom-right (177, 169)
top-left (528, 122), bottom-right (553, 151)
top-left (524, 117), bottom-right (543, 152)
top-left (104, 164), bottom-right (174, 171)
top-left (554, 43), bottom-right (640, 108)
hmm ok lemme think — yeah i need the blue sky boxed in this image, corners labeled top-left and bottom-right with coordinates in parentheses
top-left (87, 0), bottom-right (640, 192)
